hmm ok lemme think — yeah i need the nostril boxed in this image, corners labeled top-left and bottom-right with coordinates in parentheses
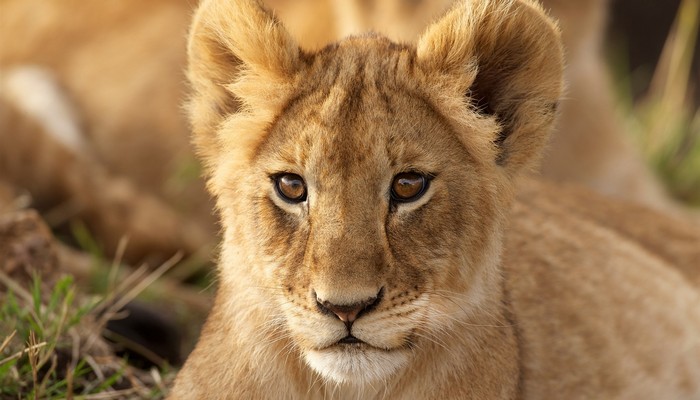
top-left (364, 287), bottom-right (383, 313)
top-left (314, 287), bottom-right (384, 326)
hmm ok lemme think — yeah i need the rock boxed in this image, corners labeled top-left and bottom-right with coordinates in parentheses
top-left (0, 209), bottom-right (58, 287)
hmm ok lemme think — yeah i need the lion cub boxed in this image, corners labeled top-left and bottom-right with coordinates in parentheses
top-left (171, 0), bottom-right (700, 398)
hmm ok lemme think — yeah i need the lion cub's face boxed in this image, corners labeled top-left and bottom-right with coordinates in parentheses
top-left (240, 40), bottom-right (501, 382)
top-left (188, 0), bottom-right (562, 386)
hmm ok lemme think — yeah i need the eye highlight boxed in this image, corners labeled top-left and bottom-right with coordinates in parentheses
top-left (274, 173), bottom-right (307, 203)
top-left (390, 172), bottom-right (430, 203)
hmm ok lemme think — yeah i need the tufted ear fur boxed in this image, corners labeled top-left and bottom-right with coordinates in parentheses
top-left (187, 0), bottom-right (300, 171)
top-left (416, 0), bottom-right (564, 176)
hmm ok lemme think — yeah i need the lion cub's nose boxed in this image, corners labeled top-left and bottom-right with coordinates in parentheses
top-left (315, 289), bottom-right (383, 328)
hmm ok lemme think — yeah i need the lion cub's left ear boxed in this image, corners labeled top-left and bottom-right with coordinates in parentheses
top-left (187, 0), bottom-right (301, 169)
top-left (417, 0), bottom-right (564, 176)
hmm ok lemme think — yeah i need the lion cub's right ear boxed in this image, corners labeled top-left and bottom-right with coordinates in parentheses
top-left (187, 0), bottom-right (300, 170)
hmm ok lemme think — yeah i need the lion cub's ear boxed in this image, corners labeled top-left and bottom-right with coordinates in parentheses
top-left (417, 0), bottom-right (564, 175)
top-left (187, 0), bottom-right (300, 168)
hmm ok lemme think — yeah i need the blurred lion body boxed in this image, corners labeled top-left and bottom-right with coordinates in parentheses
top-left (168, 0), bottom-right (700, 398)
top-left (0, 0), bottom-right (211, 260)
top-left (0, 0), bottom-right (678, 261)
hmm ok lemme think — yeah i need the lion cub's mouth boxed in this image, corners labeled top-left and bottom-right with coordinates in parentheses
top-left (318, 334), bottom-right (398, 352)
top-left (326, 335), bottom-right (407, 353)
top-left (338, 335), bottom-right (363, 344)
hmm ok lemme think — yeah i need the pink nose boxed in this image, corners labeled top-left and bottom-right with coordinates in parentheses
top-left (315, 290), bottom-right (383, 328)
top-left (322, 303), bottom-right (365, 324)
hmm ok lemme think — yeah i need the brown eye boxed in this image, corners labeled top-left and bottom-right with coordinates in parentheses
top-left (390, 172), bottom-right (429, 203)
top-left (274, 173), bottom-right (307, 203)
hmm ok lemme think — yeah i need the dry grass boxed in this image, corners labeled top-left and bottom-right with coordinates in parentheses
top-left (0, 252), bottom-right (183, 399)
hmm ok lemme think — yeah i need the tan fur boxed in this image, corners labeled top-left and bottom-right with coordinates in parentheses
top-left (170, 0), bottom-right (700, 398)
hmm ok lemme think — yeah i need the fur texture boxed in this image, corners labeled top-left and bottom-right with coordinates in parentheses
top-left (171, 0), bottom-right (700, 398)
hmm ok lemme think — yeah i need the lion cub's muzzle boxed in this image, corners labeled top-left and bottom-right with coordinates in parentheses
top-left (314, 288), bottom-right (384, 343)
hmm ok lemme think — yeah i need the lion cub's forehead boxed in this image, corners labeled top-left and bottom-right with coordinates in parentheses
top-left (304, 36), bottom-right (417, 92)
top-left (258, 37), bottom-right (458, 181)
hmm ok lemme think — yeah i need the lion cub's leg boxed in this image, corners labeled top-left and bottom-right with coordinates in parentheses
top-left (0, 66), bottom-right (209, 262)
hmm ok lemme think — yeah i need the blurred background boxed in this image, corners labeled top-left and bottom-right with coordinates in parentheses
top-left (0, 0), bottom-right (698, 397)
top-left (609, 0), bottom-right (700, 206)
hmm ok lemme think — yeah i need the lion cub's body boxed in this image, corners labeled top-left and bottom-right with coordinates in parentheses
top-left (505, 180), bottom-right (700, 398)
top-left (171, 0), bottom-right (700, 398)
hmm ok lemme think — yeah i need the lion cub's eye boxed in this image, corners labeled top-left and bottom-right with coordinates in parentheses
top-left (274, 173), bottom-right (307, 203)
top-left (390, 172), bottom-right (430, 203)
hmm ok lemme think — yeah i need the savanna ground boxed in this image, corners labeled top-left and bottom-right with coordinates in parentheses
top-left (1, 0), bottom-right (699, 398)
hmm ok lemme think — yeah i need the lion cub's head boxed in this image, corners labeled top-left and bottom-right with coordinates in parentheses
top-left (187, 0), bottom-right (562, 385)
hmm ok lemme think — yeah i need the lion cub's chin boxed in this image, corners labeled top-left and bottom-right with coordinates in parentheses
top-left (304, 345), bottom-right (410, 384)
